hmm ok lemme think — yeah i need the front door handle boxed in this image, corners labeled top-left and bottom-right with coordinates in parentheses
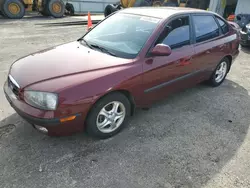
top-left (177, 57), bottom-right (192, 66)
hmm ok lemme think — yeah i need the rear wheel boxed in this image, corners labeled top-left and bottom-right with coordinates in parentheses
top-left (86, 93), bottom-right (131, 139)
top-left (45, 0), bottom-right (65, 18)
top-left (208, 58), bottom-right (229, 87)
top-left (2, 0), bottom-right (25, 19)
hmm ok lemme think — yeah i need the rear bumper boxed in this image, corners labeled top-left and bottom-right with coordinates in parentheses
top-left (4, 81), bottom-right (87, 136)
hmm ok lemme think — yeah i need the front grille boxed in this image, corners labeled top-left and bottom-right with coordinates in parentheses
top-left (8, 75), bottom-right (20, 97)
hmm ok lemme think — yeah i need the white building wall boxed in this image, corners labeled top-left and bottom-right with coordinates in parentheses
top-left (209, 0), bottom-right (250, 16)
top-left (235, 0), bottom-right (250, 15)
top-left (209, 0), bottom-right (225, 15)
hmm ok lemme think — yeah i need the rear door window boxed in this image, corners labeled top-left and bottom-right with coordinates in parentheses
top-left (193, 15), bottom-right (220, 43)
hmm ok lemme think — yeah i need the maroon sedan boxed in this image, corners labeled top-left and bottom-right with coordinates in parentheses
top-left (4, 7), bottom-right (240, 138)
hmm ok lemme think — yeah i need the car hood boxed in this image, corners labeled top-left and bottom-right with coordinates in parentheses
top-left (10, 41), bottom-right (132, 88)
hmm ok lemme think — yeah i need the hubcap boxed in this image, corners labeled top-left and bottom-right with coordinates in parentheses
top-left (8, 3), bottom-right (20, 15)
top-left (96, 101), bottom-right (126, 134)
top-left (215, 61), bottom-right (227, 83)
top-left (52, 2), bottom-right (62, 13)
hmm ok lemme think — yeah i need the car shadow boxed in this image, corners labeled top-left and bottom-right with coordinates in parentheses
top-left (0, 79), bottom-right (249, 188)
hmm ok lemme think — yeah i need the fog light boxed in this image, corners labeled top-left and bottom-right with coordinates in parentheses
top-left (33, 125), bottom-right (48, 134)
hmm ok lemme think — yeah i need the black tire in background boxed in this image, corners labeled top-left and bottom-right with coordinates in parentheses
top-left (65, 3), bottom-right (74, 16)
top-left (46, 0), bottom-right (65, 18)
top-left (2, 0), bottom-right (25, 19)
top-left (86, 92), bottom-right (131, 139)
top-left (104, 4), bottom-right (118, 17)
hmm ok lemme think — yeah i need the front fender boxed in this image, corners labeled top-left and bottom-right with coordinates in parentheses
top-left (24, 63), bottom-right (143, 116)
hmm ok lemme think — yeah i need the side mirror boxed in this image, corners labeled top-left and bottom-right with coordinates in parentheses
top-left (151, 44), bottom-right (172, 56)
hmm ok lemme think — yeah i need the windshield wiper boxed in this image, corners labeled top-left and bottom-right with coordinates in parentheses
top-left (78, 38), bottom-right (93, 49)
top-left (78, 39), bottom-right (117, 57)
top-left (89, 44), bottom-right (118, 57)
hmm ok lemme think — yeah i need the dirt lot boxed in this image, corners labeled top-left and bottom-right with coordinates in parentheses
top-left (1, 15), bottom-right (250, 188)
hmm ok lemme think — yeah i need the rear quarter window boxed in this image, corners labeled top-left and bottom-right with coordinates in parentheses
top-left (216, 16), bottom-right (229, 34)
top-left (193, 15), bottom-right (220, 43)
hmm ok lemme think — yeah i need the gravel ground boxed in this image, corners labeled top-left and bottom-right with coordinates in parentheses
top-left (1, 14), bottom-right (250, 188)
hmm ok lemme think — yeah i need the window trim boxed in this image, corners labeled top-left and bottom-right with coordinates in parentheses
top-left (191, 13), bottom-right (222, 45)
top-left (146, 13), bottom-right (193, 57)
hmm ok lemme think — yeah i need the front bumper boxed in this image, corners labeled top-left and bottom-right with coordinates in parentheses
top-left (4, 82), bottom-right (86, 136)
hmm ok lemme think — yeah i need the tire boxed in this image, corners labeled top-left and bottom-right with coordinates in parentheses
top-left (65, 3), bottom-right (74, 16)
top-left (2, 0), bottom-right (25, 19)
top-left (208, 58), bottom-right (230, 87)
top-left (104, 4), bottom-right (118, 17)
top-left (86, 92), bottom-right (131, 139)
top-left (46, 0), bottom-right (65, 18)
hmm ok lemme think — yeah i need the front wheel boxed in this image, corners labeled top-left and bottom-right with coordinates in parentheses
top-left (208, 58), bottom-right (230, 87)
top-left (86, 93), bottom-right (131, 139)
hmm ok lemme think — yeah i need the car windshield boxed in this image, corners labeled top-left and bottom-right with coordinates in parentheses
top-left (83, 13), bottom-right (160, 59)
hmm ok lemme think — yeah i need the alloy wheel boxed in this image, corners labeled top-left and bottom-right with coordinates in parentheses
top-left (96, 101), bottom-right (126, 133)
top-left (215, 61), bottom-right (228, 83)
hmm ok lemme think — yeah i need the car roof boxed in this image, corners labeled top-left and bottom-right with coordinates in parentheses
top-left (120, 7), bottom-right (213, 19)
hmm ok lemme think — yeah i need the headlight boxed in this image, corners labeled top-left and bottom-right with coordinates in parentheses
top-left (24, 91), bottom-right (58, 110)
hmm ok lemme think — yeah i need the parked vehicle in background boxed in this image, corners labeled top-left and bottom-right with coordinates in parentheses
top-left (240, 23), bottom-right (250, 47)
top-left (104, 0), bottom-right (210, 17)
top-left (4, 7), bottom-right (240, 138)
top-left (0, 0), bottom-right (65, 19)
top-left (235, 14), bottom-right (250, 28)
top-left (0, 0), bottom-right (118, 19)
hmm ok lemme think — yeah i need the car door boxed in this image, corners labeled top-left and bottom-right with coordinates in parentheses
top-left (142, 15), bottom-right (197, 104)
top-left (213, 15), bottom-right (234, 62)
top-left (191, 14), bottom-right (223, 80)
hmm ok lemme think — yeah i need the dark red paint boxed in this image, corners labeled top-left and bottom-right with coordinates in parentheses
top-left (4, 8), bottom-right (240, 136)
